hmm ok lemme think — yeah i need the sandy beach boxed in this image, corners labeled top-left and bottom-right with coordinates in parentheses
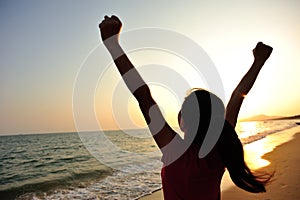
top-left (139, 126), bottom-right (300, 200)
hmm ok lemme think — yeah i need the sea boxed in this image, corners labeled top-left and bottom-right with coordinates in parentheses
top-left (0, 119), bottom-right (299, 200)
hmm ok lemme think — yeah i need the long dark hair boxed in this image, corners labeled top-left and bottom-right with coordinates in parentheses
top-left (180, 89), bottom-right (272, 193)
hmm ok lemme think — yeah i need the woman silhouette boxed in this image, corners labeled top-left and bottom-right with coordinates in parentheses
top-left (99, 15), bottom-right (273, 200)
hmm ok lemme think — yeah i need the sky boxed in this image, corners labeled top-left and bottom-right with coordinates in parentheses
top-left (1, 0), bottom-right (300, 134)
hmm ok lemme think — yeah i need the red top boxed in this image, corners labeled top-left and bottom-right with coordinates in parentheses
top-left (161, 144), bottom-right (225, 200)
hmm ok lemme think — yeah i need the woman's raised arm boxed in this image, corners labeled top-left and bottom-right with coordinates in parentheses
top-left (225, 42), bottom-right (273, 128)
top-left (99, 15), bottom-right (176, 149)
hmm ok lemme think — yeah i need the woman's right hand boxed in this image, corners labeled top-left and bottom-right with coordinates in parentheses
top-left (253, 42), bottom-right (273, 63)
top-left (99, 15), bottom-right (122, 45)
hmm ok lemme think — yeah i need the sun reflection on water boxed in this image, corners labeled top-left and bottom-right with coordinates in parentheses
top-left (237, 121), bottom-right (272, 169)
top-left (243, 140), bottom-right (271, 169)
top-left (237, 123), bottom-right (299, 170)
top-left (237, 121), bottom-right (263, 139)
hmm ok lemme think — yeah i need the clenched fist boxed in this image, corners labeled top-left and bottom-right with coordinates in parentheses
top-left (99, 15), bottom-right (122, 44)
top-left (253, 42), bottom-right (273, 62)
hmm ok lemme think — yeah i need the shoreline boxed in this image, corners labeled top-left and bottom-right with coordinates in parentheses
top-left (222, 130), bottom-right (300, 199)
top-left (139, 126), bottom-right (300, 200)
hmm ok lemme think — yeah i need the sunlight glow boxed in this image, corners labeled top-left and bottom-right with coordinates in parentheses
top-left (243, 140), bottom-right (271, 169)
top-left (237, 121), bottom-right (261, 139)
top-left (150, 84), bottom-right (182, 127)
top-left (127, 84), bottom-right (182, 129)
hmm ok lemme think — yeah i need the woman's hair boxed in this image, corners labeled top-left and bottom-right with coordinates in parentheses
top-left (180, 88), bottom-right (273, 193)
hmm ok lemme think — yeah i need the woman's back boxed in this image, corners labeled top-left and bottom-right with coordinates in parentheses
top-left (161, 144), bottom-right (225, 200)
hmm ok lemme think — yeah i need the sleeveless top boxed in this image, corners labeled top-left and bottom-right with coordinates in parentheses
top-left (161, 143), bottom-right (225, 200)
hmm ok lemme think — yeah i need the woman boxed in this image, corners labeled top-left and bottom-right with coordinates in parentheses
top-left (99, 15), bottom-right (273, 200)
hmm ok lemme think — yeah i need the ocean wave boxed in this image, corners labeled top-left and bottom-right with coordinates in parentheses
top-left (0, 169), bottom-right (114, 200)
top-left (241, 122), bottom-right (298, 144)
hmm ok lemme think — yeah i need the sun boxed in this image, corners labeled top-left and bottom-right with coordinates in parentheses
top-left (127, 84), bottom-right (182, 129)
